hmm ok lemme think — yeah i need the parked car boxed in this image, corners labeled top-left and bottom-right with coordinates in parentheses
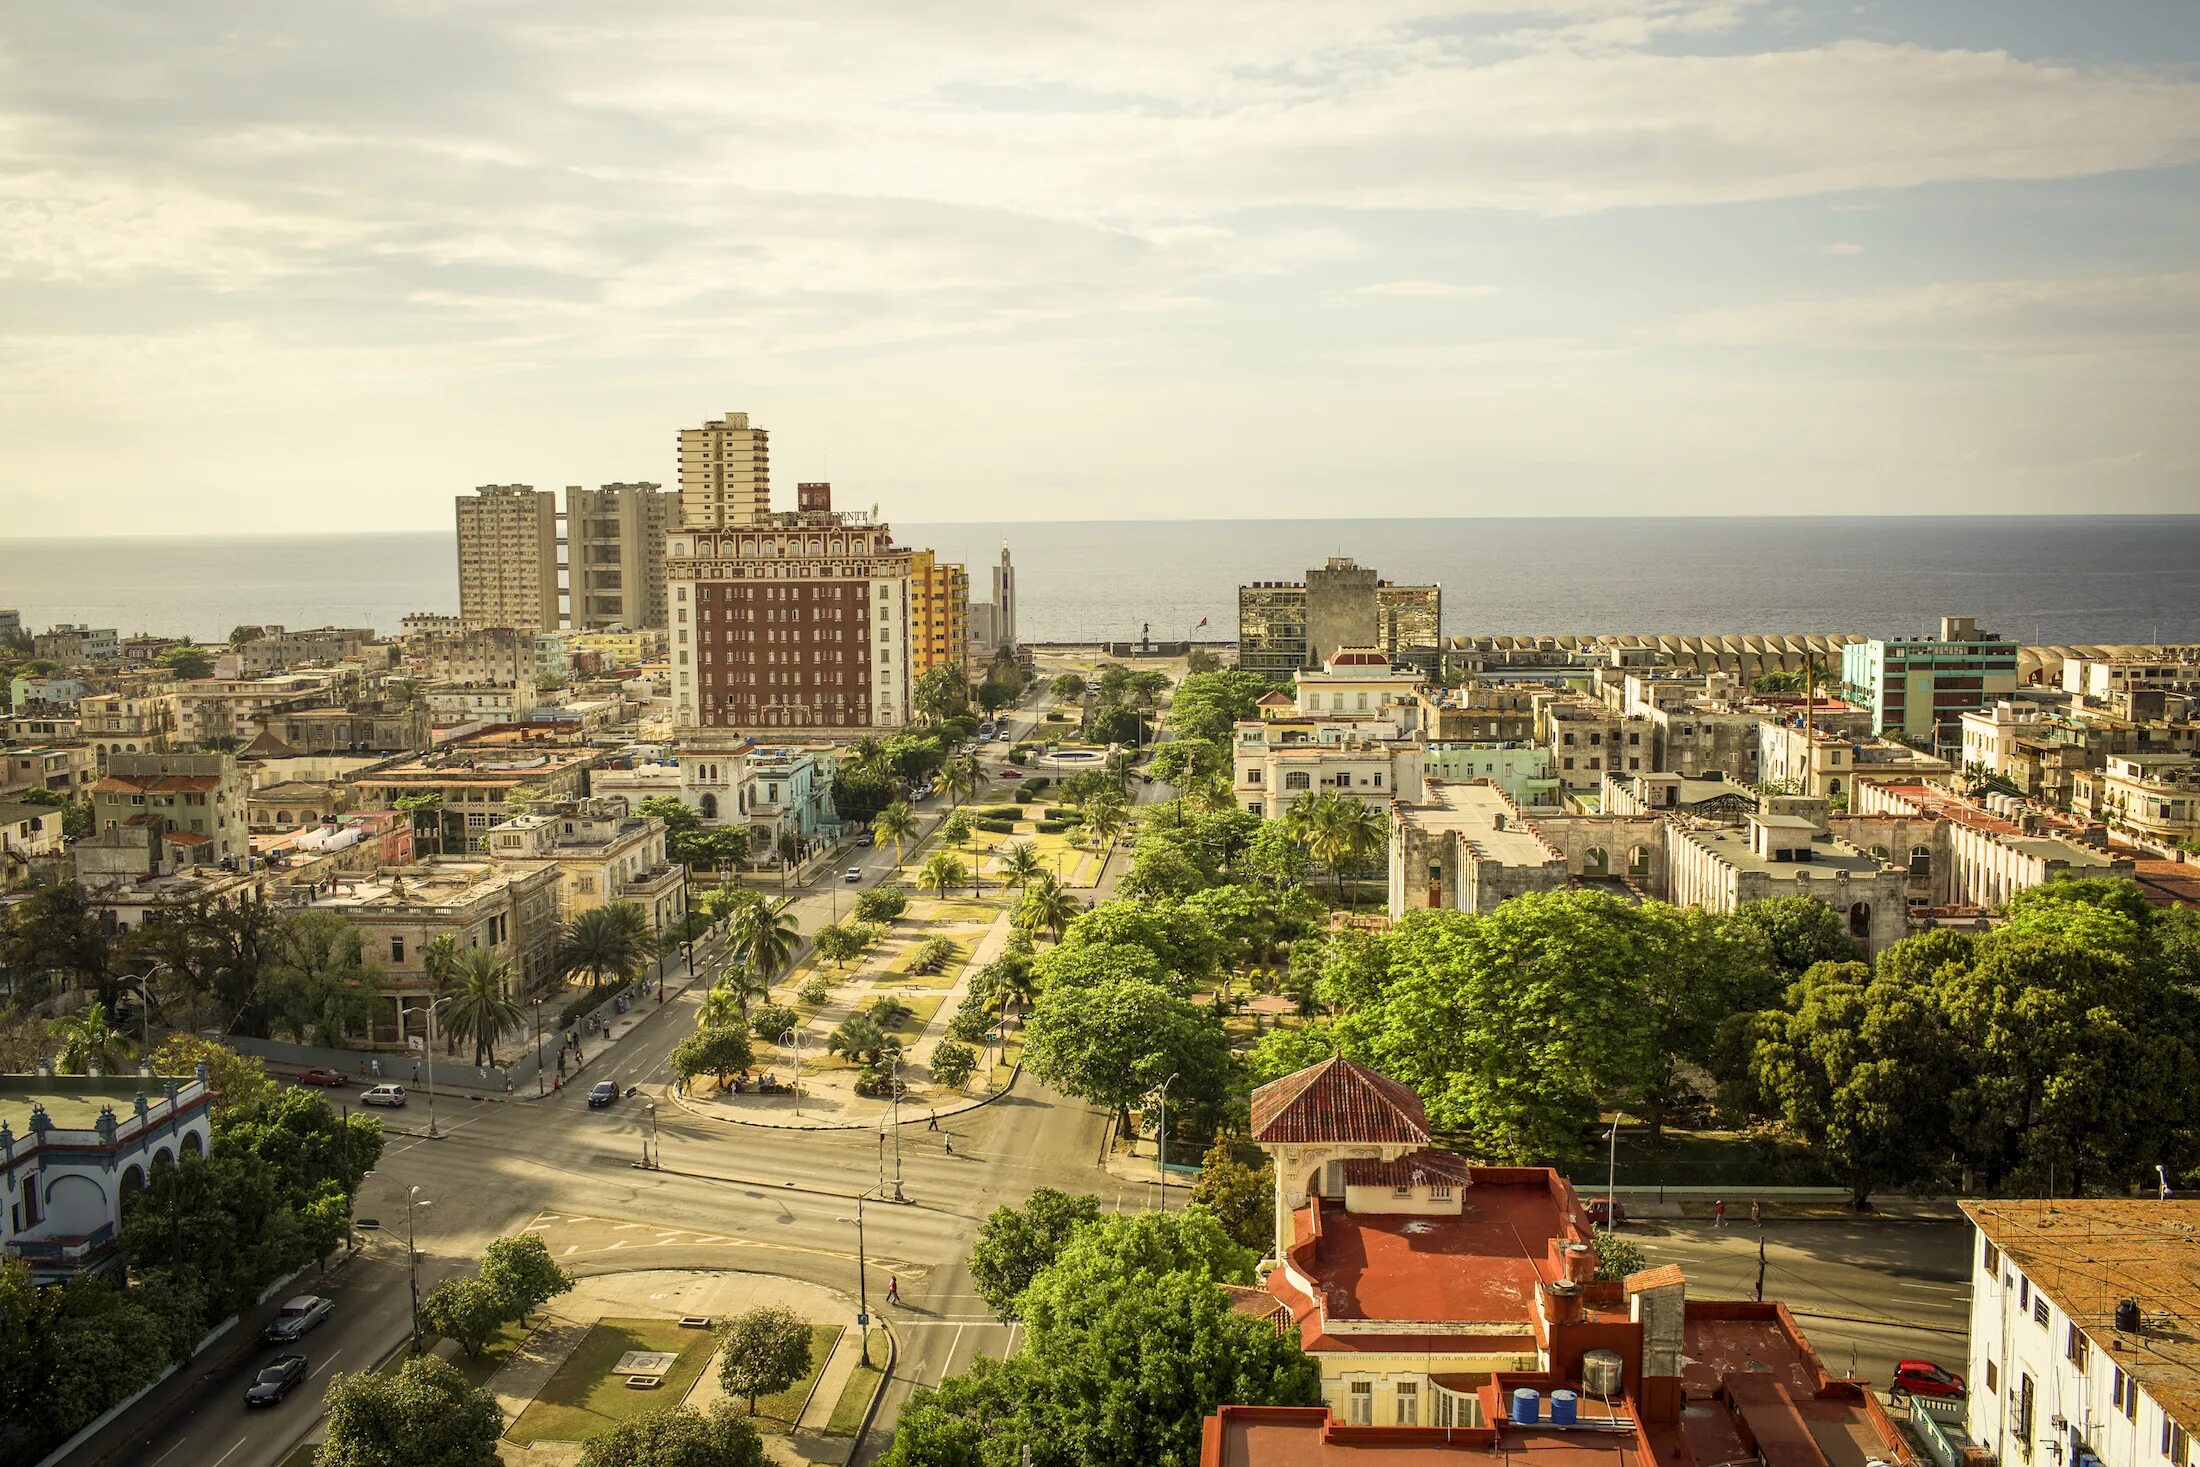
top-left (588, 1080), bottom-right (619, 1108)
top-left (245, 1354), bottom-right (309, 1407)
top-left (844, 867), bottom-right (863, 883)
top-left (263, 1295), bottom-right (334, 1343)
top-left (359, 1083), bottom-right (407, 1108)
top-left (1585, 1198), bottom-right (1627, 1227)
top-left (995, 730), bottom-right (1012, 742)
top-left (1890, 1361), bottom-right (1964, 1400)
top-left (855, 830), bottom-right (875, 847)
top-left (295, 1066), bottom-right (346, 1087)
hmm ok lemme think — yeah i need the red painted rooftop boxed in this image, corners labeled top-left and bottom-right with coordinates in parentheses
top-left (1293, 1183), bottom-right (1564, 1325)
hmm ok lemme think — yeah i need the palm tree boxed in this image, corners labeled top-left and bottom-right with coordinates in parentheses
top-left (49, 1003), bottom-right (134, 1074)
top-left (420, 934), bottom-right (463, 1053)
top-left (872, 801), bottom-right (918, 870)
top-left (709, 963), bottom-right (773, 1022)
top-left (728, 897), bottom-right (800, 996)
top-left (443, 948), bottom-right (522, 1067)
top-left (845, 736), bottom-right (888, 778)
top-left (557, 906), bottom-right (648, 992)
top-left (1302, 795), bottom-right (1385, 902)
top-left (918, 851), bottom-right (967, 900)
top-left (939, 750), bottom-right (983, 807)
top-left (1084, 796), bottom-right (1129, 851)
top-left (996, 841), bottom-right (1044, 894)
top-left (1017, 873), bottom-right (1078, 943)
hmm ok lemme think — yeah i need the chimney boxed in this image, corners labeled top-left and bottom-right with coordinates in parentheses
top-left (1627, 1266), bottom-right (1687, 1424)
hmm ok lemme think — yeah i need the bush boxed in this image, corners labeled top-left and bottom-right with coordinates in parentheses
top-left (977, 805), bottom-right (1023, 820)
top-left (932, 1041), bottom-right (977, 1091)
top-left (751, 1002), bottom-right (800, 1041)
top-left (855, 885), bottom-right (909, 923)
top-left (1036, 820), bottom-right (1070, 834)
top-left (1043, 808), bottom-right (1083, 822)
top-left (948, 997), bottom-right (994, 1044)
top-left (910, 936), bottom-right (957, 975)
top-left (1015, 779), bottom-right (1047, 802)
top-left (798, 977), bottom-right (830, 1005)
top-left (977, 819), bottom-right (1015, 835)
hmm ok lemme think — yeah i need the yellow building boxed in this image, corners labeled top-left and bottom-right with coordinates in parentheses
top-left (909, 550), bottom-right (971, 677)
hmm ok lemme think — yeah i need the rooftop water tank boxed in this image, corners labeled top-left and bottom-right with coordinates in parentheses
top-left (1551, 1390), bottom-right (1579, 1426)
top-left (1511, 1388), bottom-right (1540, 1425)
top-left (1582, 1350), bottom-right (1624, 1397)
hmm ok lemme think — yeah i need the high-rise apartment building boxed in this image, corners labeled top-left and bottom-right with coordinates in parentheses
top-left (566, 482), bottom-right (676, 630)
top-left (666, 482), bottom-right (913, 735)
top-left (677, 411), bottom-right (771, 528)
top-left (1238, 557), bottom-right (1442, 678)
top-left (1841, 615), bottom-right (2020, 747)
top-left (456, 484), bottom-right (561, 632)
top-left (910, 550), bottom-right (971, 675)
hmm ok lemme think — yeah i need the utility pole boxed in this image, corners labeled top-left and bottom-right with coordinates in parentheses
top-left (889, 1047), bottom-right (906, 1202)
top-left (534, 998), bottom-right (545, 1097)
top-left (1605, 1113), bottom-right (1624, 1230)
top-left (1754, 1229), bottom-right (1766, 1302)
top-left (1153, 1073), bottom-right (1179, 1209)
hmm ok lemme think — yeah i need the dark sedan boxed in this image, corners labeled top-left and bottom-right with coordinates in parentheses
top-left (245, 1354), bottom-right (308, 1407)
top-left (588, 1080), bottom-right (619, 1108)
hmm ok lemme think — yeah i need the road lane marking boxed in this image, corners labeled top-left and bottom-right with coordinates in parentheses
top-left (209, 1439), bottom-right (248, 1467)
top-left (147, 1440), bottom-right (185, 1467)
top-left (312, 1350), bottom-right (347, 1380)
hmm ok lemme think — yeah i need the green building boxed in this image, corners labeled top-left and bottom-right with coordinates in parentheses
top-left (1840, 616), bottom-right (2019, 747)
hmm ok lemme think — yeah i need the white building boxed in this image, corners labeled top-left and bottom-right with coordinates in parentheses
top-left (1292, 647), bottom-right (1424, 731)
top-left (2, 1070), bottom-right (216, 1281)
top-left (1234, 717), bottom-right (1426, 819)
top-left (1963, 1200), bottom-right (2199, 1467)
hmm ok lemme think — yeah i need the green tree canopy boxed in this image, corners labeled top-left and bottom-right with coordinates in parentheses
top-left (479, 1232), bottom-right (574, 1324)
top-left (578, 1403), bottom-right (765, 1467)
top-left (715, 1305), bottom-right (814, 1413)
top-left (968, 1188), bottom-right (1103, 1318)
top-left (1022, 977), bottom-right (1231, 1131)
top-left (319, 1355), bottom-right (503, 1467)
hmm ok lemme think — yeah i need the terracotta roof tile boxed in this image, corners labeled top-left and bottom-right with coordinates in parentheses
top-left (1625, 1264), bottom-right (1686, 1294)
top-left (1250, 1057), bottom-right (1431, 1145)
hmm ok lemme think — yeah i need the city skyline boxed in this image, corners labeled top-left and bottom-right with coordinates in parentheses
top-left (2, 2), bottom-right (2196, 535)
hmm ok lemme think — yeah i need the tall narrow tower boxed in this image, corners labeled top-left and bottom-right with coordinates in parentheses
top-left (677, 411), bottom-right (771, 528)
top-left (992, 543), bottom-right (1017, 647)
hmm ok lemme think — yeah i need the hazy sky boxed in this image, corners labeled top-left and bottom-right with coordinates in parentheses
top-left (4, 1), bottom-right (2197, 535)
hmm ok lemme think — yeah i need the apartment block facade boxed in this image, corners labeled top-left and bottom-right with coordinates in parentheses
top-left (677, 410), bottom-right (771, 529)
top-left (567, 482), bottom-right (675, 630)
top-left (456, 484), bottom-right (561, 633)
top-left (666, 484), bottom-right (912, 735)
top-left (1239, 558), bottom-right (1442, 678)
top-left (910, 549), bottom-right (971, 675)
top-left (1842, 615), bottom-right (2020, 746)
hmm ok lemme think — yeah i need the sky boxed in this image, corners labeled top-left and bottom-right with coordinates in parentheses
top-left (2, 0), bottom-right (2197, 535)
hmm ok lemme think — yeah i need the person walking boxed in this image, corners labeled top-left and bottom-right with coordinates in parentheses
top-left (1714, 1199), bottom-right (1726, 1228)
top-left (1750, 1200), bottom-right (1762, 1227)
top-left (928, 1109), bottom-right (939, 1131)
top-left (886, 1276), bottom-right (901, 1306)
top-left (944, 1133), bottom-right (954, 1156)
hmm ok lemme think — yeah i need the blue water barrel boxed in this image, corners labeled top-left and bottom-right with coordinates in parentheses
top-left (1551, 1390), bottom-right (1578, 1425)
top-left (1511, 1389), bottom-right (1541, 1424)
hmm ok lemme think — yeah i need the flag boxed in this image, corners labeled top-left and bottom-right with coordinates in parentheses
top-left (1196, 617), bottom-right (1208, 629)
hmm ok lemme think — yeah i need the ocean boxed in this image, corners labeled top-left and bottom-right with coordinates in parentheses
top-left (3, 517), bottom-right (2197, 647)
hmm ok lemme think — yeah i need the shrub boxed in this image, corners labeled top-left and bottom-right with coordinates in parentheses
top-left (977, 805), bottom-right (1023, 820)
top-left (948, 997), bottom-right (994, 1044)
top-left (557, 981), bottom-right (626, 1032)
top-left (1015, 779), bottom-right (1047, 802)
top-left (1043, 808), bottom-right (1083, 822)
top-left (855, 885), bottom-right (909, 922)
top-left (977, 819), bottom-right (1015, 835)
top-left (798, 977), bottom-right (830, 1006)
top-left (931, 1041), bottom-right (977, 1092)
top-left (751, 1002), bottom-right (800, 1041)
top-left (1036, 820), bottom-right (1070, 834)
top-left (910, 936), bottom-right (958, 974)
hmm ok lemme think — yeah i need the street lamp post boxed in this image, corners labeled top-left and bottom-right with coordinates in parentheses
top-left (415, 993), bottom-right (460, 1140)
top-left (639, 1096), bottom-right (659, 1170)
top-left (1152, 1072), bottom-right (1179, 1209)
top-left (122, 963), bottom-right (168, 1053)
top-left (780, 1028), bottom-right (806, 1117)
top-left (533, 998), bottom-right (546, 1097)
top-left (835, 1190), bottom-right (878, 1366)
top-left (886, 1045), bottom-right (906, 1202)
top-left (1605, 1113), bottom-right (1625, 1229)
top-left (406, 1185), bottom-right (430, 1352)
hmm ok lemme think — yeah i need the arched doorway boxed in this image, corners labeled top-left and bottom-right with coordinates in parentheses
top-left (1583, 847), bottom-right (1609, 876)
top-left (1848, 902), bottom-right (1871, 940)
top-left (698, 792), bottom-right (718, 820)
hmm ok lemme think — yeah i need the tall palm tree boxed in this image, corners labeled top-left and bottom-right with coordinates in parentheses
top-left (49, 1002), bottom-right (134, 1074)
top-left (1084, 796), bottom-right (1129, 851)
top-left (1017, 873), bottom-right (1078, 943)
top-left (443, 948), bottom-right (522, 1067)
top-left (996, 841), bottom-right (1044, 894)
top-left (728, 897), bottom-right (800, 998)
top-left (557, 906), bottom-right (647, 992)
top-left (872, 801), bottom-right (918, 870)
top-left (709, 963), bottom-right (773, 1022)
top-left (939, 750), bottom-right (983, 807)
top-left (846, 736), bottom-right (888, 778)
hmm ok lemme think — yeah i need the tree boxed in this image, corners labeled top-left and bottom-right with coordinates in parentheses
top-left (872, 801), bottom-right (918, 869)
top-left (919, 852), bottom-right (968, 900)
top-left (856, 884), bottom-right (909, 923)
top-left (559, 905), bottom-right (651, 991)
top-left (932, 1040), bottom-right (977, 1091)
top-left (145, 1034), bottom-right (274, 1111)
top-left (639, 796), bottom-right (749, 871)
top-left (479, 1232), bottom-right (574, 1324)
top-left (579, 1404), bottom-right (766, 1467)
top-left (1188, 1143), bottom-right (1273, 1251)
top-left (0, 878), bottom-right (113, 1007)
top-left (442, 947), bottom-right (521, 1067)
top-left (156, 645), bottom-right (213, 680)
top-left (1725, 895), bottom-right (1861, 976)
top-left (812, 921), bottom-right (867, 969)
top-left (319, 1355), bottom-right (502, 1467)
top-left (673, 1027), bottom-right (756, 1093)
top-left (968, 1188), bottom-right (1103, 1317)
top-left (1243, 1024), bottom-right (1340, 1087)
top-left (727, 897), bottom-right (799, 993)
top-left (418, 1276), bottom-right (507, 1359)
top-left (749, 1002), bottom-right (799, 1043)
top-left (916, 664), bottom-right (970, 725)
top-left (995, 842), bottom-right (1044, 894)
top-left (1049, 672), bottom-right (1085, 699)
top-left (49, 1002), bottom-right (135, 1074)
top-left (1023, 977), bottom-right (1231, 1133)
top-left (937, 750), bottom-right (984, 807)
top-left (715, 1305), bottom-right (814, 1413)
top-left (940, 808), bottom-right (974, 848)
top-left (1016, 873), bottom-right (1077, 942)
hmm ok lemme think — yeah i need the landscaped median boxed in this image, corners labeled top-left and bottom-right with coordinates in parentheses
top-left (506, 1317), bottom-right (716, 1445)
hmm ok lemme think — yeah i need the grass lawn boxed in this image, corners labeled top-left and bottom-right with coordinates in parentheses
top-left (823, 1330), bottom-right (893, 1434)
top-left (737, 1324), bottom-right (843, 1428)
top-left (883, 940), bottom-right (970, 988)
top-left (870, 993), bottom-right (944, 1043)
top-left (506, 1318), bottom-right (715, 1446)
top-left (441, 1317), bottom-right (536, 1389)
top-left (906, 899), bottom-right (1000, 925)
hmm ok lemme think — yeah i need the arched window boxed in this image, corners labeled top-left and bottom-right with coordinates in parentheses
top-left (1908, 845), bottom-right (1931, 877)
top-left (1628, 846), bottom-right (1652, 878)
top-left (1284, 771), bottom-right (1312, 791)
top-left (181, 1131), bottom-right (204, 1157)
top-left (698, 793), bottom-right (718, 820)
top-left (1584, 847), bottom-right (1609, 876)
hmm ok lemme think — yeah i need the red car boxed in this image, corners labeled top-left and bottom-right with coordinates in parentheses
top-left (1890, 1361), bottom-right (1964, 1400)
top-left (1586, 1198), bottom-right (1626, 1227)
top-left (296, 1066), bottom-right (347, 1087)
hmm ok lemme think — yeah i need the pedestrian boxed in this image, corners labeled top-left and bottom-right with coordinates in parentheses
top-left (928, 1109), bottom-right (939, 1131)
top-left (1714, 1199), bottom-right (1726, 1228)
top-left (370, 1057), bottom-right (382, 1079)
top-left (1750, 1200), bottom-right (1761, 1228)
top-left (886, 1276), bottom-right (900, 1306)
top-left (944, 1133), bottom-right (954, 1155)
top-left (412, 1060), bottom-right (421, 1084)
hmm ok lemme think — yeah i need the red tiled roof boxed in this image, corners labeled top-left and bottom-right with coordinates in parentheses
top-left (1257, 690), bottom-right (1295, 705)
top-left (93, 774), bottom-right (222, 795)
top-left (164, 830), bottom-right (212, 847)
top-left (1340, 1149), bottom-right (1473, 1187)
top-left (1251, 1058), bottom-right (1430, 1145)
top-left (1625, 1264), bottom-right (1686, 1294)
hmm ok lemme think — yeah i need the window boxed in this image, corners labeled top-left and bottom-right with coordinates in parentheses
top-left (2068, 1324), bottom-right (2090, 1371)
top-left (1986, 1360), bottom-right (1998, 1395)
top-left (2017, 1373), bottom-right (2035, 1457)
top-left (2035, 1297), bottom-right (2051, 1329)
top-left (2167, 1421), bottom-right (2191, 1465)
top-left (2020, 1277), bottom-right (2030, 1309)
top-left (1983, 1239), bottom-right (2005, 1277)
top-left (1396, 1381), bottom-right (1419, 1426)
top-left (1431, 1184), bottom-right (1452, 1201)
top-left (1285, 771), bottom-right (1312, 790)
top-left (390, 936), bottom-right (405, 963)
top-left (1393, 1183), bottom-right (1413, 1198)
top-left (1348, 1381), bottom-right (1373, 1426)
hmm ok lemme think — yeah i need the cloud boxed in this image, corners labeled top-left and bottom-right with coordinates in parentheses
top-left (1823, 242), bottom-right (1868, 255)
top-left (1348, 280), bottom-right (1504, 297)
top-left (1666, 272), bottom-right (2200, 355)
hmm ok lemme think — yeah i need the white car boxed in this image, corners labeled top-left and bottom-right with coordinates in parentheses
top-left (844, 867), bottom-right (863, 883)
top-left (360, 1083), bottom-right (407, 1107)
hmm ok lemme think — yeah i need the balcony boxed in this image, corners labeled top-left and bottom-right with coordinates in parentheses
top-left (10, 1221), bottom-right (119, 1272)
